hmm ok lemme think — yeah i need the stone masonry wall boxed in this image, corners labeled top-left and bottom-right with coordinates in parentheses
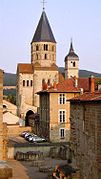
top-left (0, 70), bottom-right (8, 160)
top-left (70, 102), bottom-right (101, 179)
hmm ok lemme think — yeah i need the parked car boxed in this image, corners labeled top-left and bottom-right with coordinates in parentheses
top-left (20, 131), bottom-right (29, 137)
top-left (25, 134), bottom-right (37, 141)
top-left (29, 136), bottom-right (46, 143)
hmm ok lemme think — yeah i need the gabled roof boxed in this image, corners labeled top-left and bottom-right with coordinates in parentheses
top-left (17, 64), bottom-right (33, 74)
top-left (78, 77), bottom-right (101, 92)
top-left (37, 79), bottom-right (80, 94)
top-left (70, 89), bottom-right (101, 102)
top-left (31, 11), bottom-right (56, 43)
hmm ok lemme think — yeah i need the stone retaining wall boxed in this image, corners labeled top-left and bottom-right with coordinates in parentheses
top-left (8, 143), bottom-right (69, 160)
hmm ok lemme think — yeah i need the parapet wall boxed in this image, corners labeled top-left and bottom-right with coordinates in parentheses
top-left (7, 125), bottom-right (31, 137)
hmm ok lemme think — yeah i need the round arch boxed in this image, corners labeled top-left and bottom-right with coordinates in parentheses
top-left (25, 110), bottom-right (34, 126)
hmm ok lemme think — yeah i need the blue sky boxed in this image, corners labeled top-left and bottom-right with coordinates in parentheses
top-left (0, 0), bottom-right (101, 73)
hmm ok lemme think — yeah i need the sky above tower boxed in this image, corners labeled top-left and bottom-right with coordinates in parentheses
top-left (0, 0), bottom-right (101, 73)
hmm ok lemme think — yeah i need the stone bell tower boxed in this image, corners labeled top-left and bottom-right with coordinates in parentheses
top-left (31, 10), bottom-right (56, 67)
top-left (64, 41), bottom-right (79, 79)
top-left (30, 10), bottom-right (58, 107)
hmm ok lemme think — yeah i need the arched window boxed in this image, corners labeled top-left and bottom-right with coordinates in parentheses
top-left (36, 54), bottom-right (38, 60)
top-left (45, 54), bottom-right (47, 59)
top-left (73, 62), bottom-right (76, 67)
top-left (23, 80), bottom-right (25, 87)
top-left (36, 45), bottom-right (39, 51)
top-left (3, 105), bottom-right (7, 109)
top-left (44, 44), bottom-right (48, 51)
top-left (27, 80), bottom-right (29, 86)
top-left (30, 80), bottom-right (33, 87)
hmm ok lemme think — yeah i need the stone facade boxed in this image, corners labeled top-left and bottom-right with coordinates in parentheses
top-left (70, 97), bottom-right (101, 179)
top-left (38, 80), bottom-right (80, 143)
top-left (31, 41), bottom-right (56, 67)
top-left (3, 99), bottom-right (17, 115)
top-left (0, 69), bottom-right (8, 160)
top-left (65, 42), bottom-right (79, 79)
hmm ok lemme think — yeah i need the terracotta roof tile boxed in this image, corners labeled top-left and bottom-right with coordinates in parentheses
top-left (38, 79), bottom-right (80, 94)
top-left (70, 89), bottom-right (101, 102)
top-left (78, 77), bottom-right (101, 92)
top-left (17, 64), bottom-right (33, 73)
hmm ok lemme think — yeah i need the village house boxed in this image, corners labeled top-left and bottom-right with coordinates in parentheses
top-left (37, 79), bottom-right (80, 142)
top-left (69, 78), bottom-right (101, 179)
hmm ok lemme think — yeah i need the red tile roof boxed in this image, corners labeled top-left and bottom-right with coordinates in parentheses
top-left (70, 89), bottom-right (101, 102)
top-left (17, 64), bottom-right (33, 73)
top-left (78, 78), bottom-right (101, 92)
top-left (38, 79), bottom-right (81, 94)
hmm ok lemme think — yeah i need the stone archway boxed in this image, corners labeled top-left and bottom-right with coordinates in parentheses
top-left (25, 110), bottom-right (34, 126)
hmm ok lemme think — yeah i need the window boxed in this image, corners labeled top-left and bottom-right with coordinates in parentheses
top-left (36, 45), bottom-right (39, 51)
top-left (3, 105), bottom-right (7, 109)
top-left (44, 44), bottom-right (48, 51)
top-left (27, 80), bottom-right (29, 86)
top-left (59, 110), bottom-right (66, 123)
top-left (23, 80), bottom-right (25, 87)
top-left (71, 61), bottom-right (76, 67)
top-left (52, 45), bottom-right (54, 51)
top-left (60, 128), bottom-right (65, 138)
top-left (45, 54), bottom-right (47, 59)
top-left (59, 94), bottom-right (65, 104)
top-left (36, 54), bottom-right (38, 60)
top-left (73, 61), bottom-right (76, 67)
top-left (30, 80), bottom-right (33, 87)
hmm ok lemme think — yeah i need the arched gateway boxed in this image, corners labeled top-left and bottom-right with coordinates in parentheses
top-left (25, 110), bottom-right (34, 126)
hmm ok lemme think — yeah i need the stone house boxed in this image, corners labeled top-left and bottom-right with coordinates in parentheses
top-left (37, 79), bottom-right (80, 142)
top-left (3, 99), bottom-right (17, 115)
top-left (69, 79), bottom-right (101, 179)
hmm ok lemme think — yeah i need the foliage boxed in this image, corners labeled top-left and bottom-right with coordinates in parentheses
top-left (3, 89), bottom-right (16, 105)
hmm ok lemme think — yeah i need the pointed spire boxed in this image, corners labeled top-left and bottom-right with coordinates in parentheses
top-left (31, 11), bottom-right (56, 43)
top-left (69, 39), bottom-right (74, 53)
top-left (65, 40), bottom-right (78, 60)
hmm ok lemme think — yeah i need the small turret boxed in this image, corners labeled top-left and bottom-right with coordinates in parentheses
top-left (64, 40), bottom-right (79, 79)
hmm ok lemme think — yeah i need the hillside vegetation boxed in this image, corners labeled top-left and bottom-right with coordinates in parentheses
top-left (3, 69), bottom-right (101, 86)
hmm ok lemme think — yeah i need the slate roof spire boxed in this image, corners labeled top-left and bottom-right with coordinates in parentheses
top-left (31, 10), bottom-right (56, 43)
top-left (69, 39), bottom-right (74, 53)
top-left (65, 40), bottom-right (78, 60)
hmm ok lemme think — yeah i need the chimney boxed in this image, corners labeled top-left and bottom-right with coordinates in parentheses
top-left (53, 81), bottom-right (57, 90)
top-left (42, 79), bottom-right (48, 90)
top-left (89, 75), bottom-right (95, 93)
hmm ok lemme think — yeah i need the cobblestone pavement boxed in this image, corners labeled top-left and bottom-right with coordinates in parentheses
top-left (8, 158), bottom-right (67, 179)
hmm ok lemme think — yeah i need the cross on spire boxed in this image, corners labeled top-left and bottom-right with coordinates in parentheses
top-left (41, 0), bottom-right (47, 10)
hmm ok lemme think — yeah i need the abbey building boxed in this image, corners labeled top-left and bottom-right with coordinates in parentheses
top-left (16, 10), bottom-right (79, 119)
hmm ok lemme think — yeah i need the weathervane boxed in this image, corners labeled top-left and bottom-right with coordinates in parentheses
top-left (41, 0), bottom-right (47, 10)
